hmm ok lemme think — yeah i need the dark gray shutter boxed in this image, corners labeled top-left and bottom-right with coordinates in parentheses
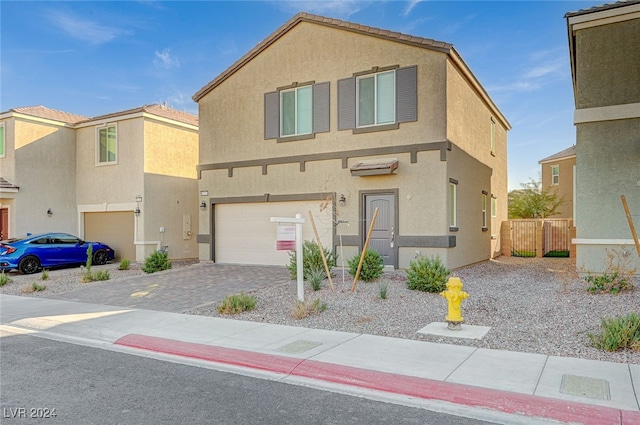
top-left (396, 65), bottom-right (417, 123)
top-left (312, 82), bottom-right (330, 133)
top-left (337, 77), bottom-right (356, 130)
top-left (264, 91), bottom-right (279, 140)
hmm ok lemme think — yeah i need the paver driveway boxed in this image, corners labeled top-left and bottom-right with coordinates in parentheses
top-left (50, 263), bottom-right (292, 313)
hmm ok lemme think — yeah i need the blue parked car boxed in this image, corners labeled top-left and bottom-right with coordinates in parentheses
top-left (0, 233), bottom-right (115, 274)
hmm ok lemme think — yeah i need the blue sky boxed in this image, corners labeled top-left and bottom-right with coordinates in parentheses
top-left (1, 0), bottom-right (603, 189)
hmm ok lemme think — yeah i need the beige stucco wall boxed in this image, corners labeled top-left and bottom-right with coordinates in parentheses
top-left (541, 157), bottom-right (575, 219)
top-left (144, 119), bottom-right (198, 179)
top-left (197, 21), bottom-right (507, 269)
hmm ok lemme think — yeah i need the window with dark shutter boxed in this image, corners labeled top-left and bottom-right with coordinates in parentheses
top-left (337, 77), bottom-right (356, 130)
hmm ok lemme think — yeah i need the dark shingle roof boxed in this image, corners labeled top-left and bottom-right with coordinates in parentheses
top-left (539, 145), bottom-right (577, 163)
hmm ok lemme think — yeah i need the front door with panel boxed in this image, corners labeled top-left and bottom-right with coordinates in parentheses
top-left (364, 193), bottom-right (396, 267)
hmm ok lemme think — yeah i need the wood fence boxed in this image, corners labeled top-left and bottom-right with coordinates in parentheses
top-left (501, 219), bottom-right (575, 258)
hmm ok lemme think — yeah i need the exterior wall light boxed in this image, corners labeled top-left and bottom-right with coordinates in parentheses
top-left (200, 201), bottom-right (207, 210)
top-left (47, 208), bottom-right (53, 216)
top-left (338, 194), bottom-right (346, 206)
top-left (134, 207), bottom-right (141, 216)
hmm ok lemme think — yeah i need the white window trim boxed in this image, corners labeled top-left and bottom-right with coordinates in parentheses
top-left (96, 124), bottom-right (118, 166)
top-left (491, 196), bottom-right (497, 218)
top-left (551, 164), bottom-right (560, 186)
top-left (482, 192), bottom-right (488, 229)
top-left (449, 181), bottom-right (457, 229)
top-left (490, 118), bottom-right (496, 155)
top-left (279, 86), bottom-right (312, 138)
top-left (0, 122), bottom-right (5, 158)
top-left (356, 69), bottom-right (396, 128)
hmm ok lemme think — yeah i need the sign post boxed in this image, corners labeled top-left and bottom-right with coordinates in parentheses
top-left (271, 213), bottom-right (305, 302)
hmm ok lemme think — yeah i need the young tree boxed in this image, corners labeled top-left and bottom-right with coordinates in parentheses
top-left (508, 178), bottom-right (565, 219)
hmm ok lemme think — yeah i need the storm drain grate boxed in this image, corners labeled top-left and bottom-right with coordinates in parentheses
top-left (275, 340), bottom-right (322, 354)
top-left (560, 374), bottom-right (611, 400)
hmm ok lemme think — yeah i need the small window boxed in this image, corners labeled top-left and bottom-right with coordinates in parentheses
top-left (97, 125), bottom-right (117, 164)
top-left (482, 192), bottom-right (488, 229)
top-left (281, 86), bottom-right (312, 137)
top-left (551, 165), bottom-right (559, 185)
top-left (0, 123), bottom-right (5, 157)
top-left (449, 180), bottom-right (457, 230)
top-left (491, 196), bottom-right (497, 218)
top-left (357, 70), bottom-right (395, 127)
top-left (490, 118), bottom-right (496, 155)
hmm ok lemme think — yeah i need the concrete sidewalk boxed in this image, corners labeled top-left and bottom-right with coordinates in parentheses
top-left (1, 294), bottom-right (639, 425)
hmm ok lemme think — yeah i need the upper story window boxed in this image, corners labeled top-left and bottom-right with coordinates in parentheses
top-left (264, 82), bottom-right (330, 142)
top-left (551, 165), bottom-right (559, 185)
top-left (281, 86), bottom-right (312, 137)
top-left (338, 65), bottom-right (417, 133)
top-left (490, 118), bottom-right (496, 155)
top-left (97, 125), bottom-right (117, 164)
top-left (0, 123), bottom-right (5, 158)
top-left (357, 70), bottom-right (395, 127)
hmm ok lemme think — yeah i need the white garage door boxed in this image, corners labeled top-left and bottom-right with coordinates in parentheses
top-left (215, 201), bottom-right (334, 266)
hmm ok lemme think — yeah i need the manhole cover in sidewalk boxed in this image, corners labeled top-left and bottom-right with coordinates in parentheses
top-left (560, 374), bottom-right (611, 400)
top-left (276, 340), bottom-right (322, 354)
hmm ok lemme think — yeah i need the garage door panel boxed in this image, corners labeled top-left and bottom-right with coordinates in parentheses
top-left (84, 212), bottom-right (135, 261)
top-left (215, 201), bottom-right (333, 266)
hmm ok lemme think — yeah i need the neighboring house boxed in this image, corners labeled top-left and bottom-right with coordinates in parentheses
top-left (193, 13), bottom-right (510, 270)
top-left (0, 104), bottom-right (200, 262)
top-left (538, 145), bottom-right (576, 219)
top-left (566, 0), bottom-right (640, 273)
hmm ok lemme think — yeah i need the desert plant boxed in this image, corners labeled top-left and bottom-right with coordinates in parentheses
top-left (93, 270), bottom-right (110, 281)
top-left (291, 298), bottom-right (327, 319)
top-left (85, 244), bottom-right (93, 271)
top-left (307, 267), bottom-right (325, 291)
top-left (118, 258), bottom-right (131, 270)
top-left (347, 249), bottom-right (384, 282)
top-left (41, 269), bottom-right (49, 280)
top-left (22, 282), bottom-right (47, 293)
top-left (583, 247), bottom-right (637, 294)
top-left (588, 312), bottom-right (640, 352)
top-left (378, 280), bottom-right (389, 299)
top-left (142, 250), bottom-right (172, 274)
top-left (287, 240), bottom-right (336, 280)
top-left (406, 255), bottom-right (450, 293)
top-left (217, 293), bottom-right (257, 314)
top-left (0, 271), bottom-right (12, 287)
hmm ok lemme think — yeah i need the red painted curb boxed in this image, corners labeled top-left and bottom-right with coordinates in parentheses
top-left (115, 334), bottom-right (635, 425)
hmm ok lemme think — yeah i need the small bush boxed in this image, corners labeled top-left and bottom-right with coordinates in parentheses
top-left (22, 282), bottom-right (47, 293)
top-left (583, 247), bottom-right (637, 294)
top-left (406, 255), bottom-right (450, 293)
top-left (217, 293), bottom-right (257, 315)
top-left (81, 268), bottom-right (110, 283)
top-left (291, 298), bottom-right (327, 319)
top-left (588, 313), bottom-right (640, 352)
top-left (32, 282), bottom-right (47, 291)
top-left (348, 249), bottom-right (384, 282)
top-left (0, 272), bottom-right (12, 287)
top-left (142, 250), bottom-right (172, 274)
top-left (378, 280), bottom-right (389, 299)
top-left (307, 267), bottom-right (325, 291)
top-left (85, 244), bottom-right (93, 271)
top-left (118, 259), bottom-right (131, 270)
top-left (287, 241), bottom-right (337, 280)
top-left (41, 269), bottom-right (49, 281)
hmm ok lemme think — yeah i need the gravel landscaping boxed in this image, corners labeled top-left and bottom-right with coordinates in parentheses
top-left (1, 256), bottom-right (638, 365)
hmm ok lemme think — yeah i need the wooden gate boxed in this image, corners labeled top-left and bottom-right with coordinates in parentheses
top-left (504, 219), bottom-right (574, 258)
top-left (510, 220), bottom-right (537, 257)
top-left (543, 220), bottom-right (571, 257)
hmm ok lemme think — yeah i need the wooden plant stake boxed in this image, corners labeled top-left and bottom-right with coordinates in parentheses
top-left (351, 207), bottom-right (379, 292)
top-left (621, 195), bottom-right (640, 258)
top-left (308, 211), bottom-right (334, 291)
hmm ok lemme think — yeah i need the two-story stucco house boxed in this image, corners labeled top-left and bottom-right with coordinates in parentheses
top-left (566, 0), bottom-right (640, 273)
top-left (0, 104), bottom-right (200, 263)
top-left (194, 13), bottom-right (510, 270)
top-left (538, 145), bottom-right (576, 219)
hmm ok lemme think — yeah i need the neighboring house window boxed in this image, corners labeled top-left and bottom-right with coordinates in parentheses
top-left (482, 191), bottom-right (488, 230)
top-left (338, 65), bottom-right (417, 132)
top-left (97, 125), bottom-right (117, 164)
top-left (491, 196), bottom-right (497, 218)
top-left (264, 82), bottom-right (330, 141)
top-left (0, 123), bottom-right (5, 157)
top-left (490, 118), bottom-right (496, 155)
top-left (449, 179), bottom-right (458, 230)
top-left (551, 165), bottom-right (559, 185)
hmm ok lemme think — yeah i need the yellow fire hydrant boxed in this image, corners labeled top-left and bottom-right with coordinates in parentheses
top-left (440, 276), bottom-right (469, 330)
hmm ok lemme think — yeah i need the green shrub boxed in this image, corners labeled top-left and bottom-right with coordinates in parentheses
top-left (85, 244), bottom-right (93, 271)
top-left (118, 259), bottom-right (131, 270)
top-left (142, 250), bottom-right (172, 274)
top-left (0, 271), bottom-right (12, 287)
top-left (583, 247), bottom-right (637, 294)
top-left (287, 240), bottom-right (336, 280)
top-left (292, 298), bottom-right (327, 319)
top-left (217, 293), bottom-right (257, 315)
top-left (588, 312), bottom-right (640, 352)
top-left (81, 269), bottom-right (110, 283)
top-left (307, 267), bottom-right (325, 291)
top-left (32, 282), bottom-right (46, 292)
top-left (406, 255), bottom-right (450, 293)
top-left (378, 280), bottom-right (389, 299)
top-left (41, 269), bottom-right (49, 281)
top-left (348, 249), bottom-right (384, 282)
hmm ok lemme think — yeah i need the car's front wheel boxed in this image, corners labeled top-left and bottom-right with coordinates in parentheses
top-left (93, 249), bottom-right (109, 266)
top-left (18, 256), bottom-right (40, 275)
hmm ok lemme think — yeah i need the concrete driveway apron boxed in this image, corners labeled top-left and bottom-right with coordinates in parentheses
top-left (50, 264), bottom-right (291, 313)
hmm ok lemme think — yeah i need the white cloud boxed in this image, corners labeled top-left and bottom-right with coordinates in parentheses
top-left (154, 48), bottom-right (180, 69)
top-left (403, 0), bottom-right (424, 18)
top-left (270, 0), bottom-right (372, 19)
top-left (48, 10), bottom-right (131, 44)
